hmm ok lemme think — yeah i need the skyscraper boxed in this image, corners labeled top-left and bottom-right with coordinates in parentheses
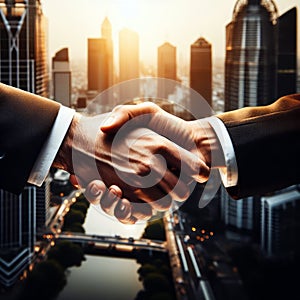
top-left (190, 37), bottom-right (212, 107)
top-left (261, 186), bottom-right (300, 257)
top-left (277, 7), bottom-right (297, 98)
top-left (0, 186), bottom-right (34, 287)
top-left (52, 48), bottom-right (72, 107)
top-left (157, 42), bottom-right (177, 97)
top-left (225, 0), bottom-right (278, 111)
top-left (223, 0), bottom-right (298, 238)
top-left (0, 0), bottom-right (49, 97)
top-left (101, 17), bottom-right (114, 87)
top-left (119, 28), bottom-right (139, 82)
top-left (0, 180), bottom-right (51, 287)
top-left (0, 0), bottom-right (50, 288)
top-left (119, 28), bottom-right (140, 100)
top-left (87, 38), bottom-right (109, 93)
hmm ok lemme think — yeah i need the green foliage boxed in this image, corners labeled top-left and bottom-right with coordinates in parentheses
top-left (137, 264), bottom-right (158, 279)
top-left (21, 260), bottom-right (66, 300)
top-left (71, 202), bottom-right (89, 214)
top-left (47, 241), bottom-right (85, 268)
top-left (142, 219), bottom-right (166, 241)
top-left (63, 222), bottom-right (85, 233)
top-left (143, 273), bottom-right (171, 293)
top-left (63, 209), bottom-right (85, 228)
top-left (76, 194), bottom-right (90, 206)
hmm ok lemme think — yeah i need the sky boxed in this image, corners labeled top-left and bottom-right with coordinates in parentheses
top-left (42, 0), bottom-right (300, 67)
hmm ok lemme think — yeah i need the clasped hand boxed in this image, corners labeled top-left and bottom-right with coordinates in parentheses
top-left (55, 103), bottom-right (220, 224)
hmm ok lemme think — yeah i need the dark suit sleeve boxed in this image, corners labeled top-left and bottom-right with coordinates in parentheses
top-left (217, 94), bottom-right (300, 199)
top-left (0, 83), bottom-right (60, 194)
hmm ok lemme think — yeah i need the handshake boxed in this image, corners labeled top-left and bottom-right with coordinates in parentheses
top-left (53, 102), bottom-right (225, 224)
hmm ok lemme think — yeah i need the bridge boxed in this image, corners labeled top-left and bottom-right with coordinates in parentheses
top-left (47, 232), bottom-right (167, 259)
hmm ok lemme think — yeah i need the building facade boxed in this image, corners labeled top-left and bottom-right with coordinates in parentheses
top-left (0, 0), bottom-right (51, 288)
top-left (52, 48), bottom-right (71, 107)
top-left (276, 7), bottom-right (297, 98)
top-left (0, 0), bottom-right (49, 97)
top-left (87, 38), bottom-right (108, 93)
top-left (222, 0), bottom-right (297, 237)
top-left (190, 37), bottom-right (212, 107)
top-left (101, 17), bottom-right (114, 88)
top-left (157, 42), bottom-right (177, 97)
top-left (261, 186), bottom-right (300, 257)
top-left (118, 28), bottom-right (140, 100)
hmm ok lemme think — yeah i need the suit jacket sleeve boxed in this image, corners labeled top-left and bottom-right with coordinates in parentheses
top-left (217, 94), bottom-right (300, 199)
top-left (0, 83), bottom-right (60, 194)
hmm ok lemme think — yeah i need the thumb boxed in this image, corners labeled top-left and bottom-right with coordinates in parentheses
top-left (100, 110), bottom-right (131, 134)
top-left (100, 102), bottom-right (160, 134)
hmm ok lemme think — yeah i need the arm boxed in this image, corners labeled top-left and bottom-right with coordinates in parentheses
top-left (218, 94), bottom-right (300, 199)
top-left (101, 94), bottom-right (300, 200)
top-left (0, 83), bottom-right (60, 193)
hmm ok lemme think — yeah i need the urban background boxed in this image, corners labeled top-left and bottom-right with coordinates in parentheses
top-left (0, 1), bottom-right (299, 300)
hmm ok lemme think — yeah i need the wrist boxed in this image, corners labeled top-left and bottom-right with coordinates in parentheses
top-left (52, 112), bottom-right (81, 174)
top-left (191, 119), bottom-right (226, 168)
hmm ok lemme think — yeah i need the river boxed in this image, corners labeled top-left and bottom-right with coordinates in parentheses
top-left (56, 204), bottom-right (147, 300)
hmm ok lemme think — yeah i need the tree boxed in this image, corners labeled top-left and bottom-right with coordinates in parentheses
top-left (47, 241), bottom-right (86, 268)
top-left (21, 260), bottom-right (66, 300)
top-left (143, 273), bottom-right (171, 293)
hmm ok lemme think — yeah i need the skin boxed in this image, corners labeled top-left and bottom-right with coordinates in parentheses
top-left (54, 109), bottom-right (209, 224)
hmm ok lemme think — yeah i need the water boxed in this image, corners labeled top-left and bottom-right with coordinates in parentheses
top-left (56, 205), bottom-right (146, 300)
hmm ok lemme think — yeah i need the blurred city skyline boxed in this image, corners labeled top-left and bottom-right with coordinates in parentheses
top-left (42, 0), bottom-right (300, 66)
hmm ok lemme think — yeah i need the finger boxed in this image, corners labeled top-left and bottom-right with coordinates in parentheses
top-left (100, 185), bottom-right (122, 216)
top-left (133, 188), bottom-right (172, 211)
top-left (84, 180), bottom-right (107, 205)
top-left (131, 201), bottom-right (153, 221)
top-left (159, 138), bottom-right (210, 183)
top-left (114, 199), bottom-right (137, 224)
top-left (158, 169), bottom-right (190, 202)
top-left (101, 102), bottom-right (161, 134)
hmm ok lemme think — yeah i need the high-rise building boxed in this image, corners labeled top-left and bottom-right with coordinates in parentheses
top-left (225, 0), bottom-right (278, 110)
top-left (190, 37), bottom-right (212, 107)
top-left (277, 7), bottom-right (297, 98)
top-left (101, 17), bottom-right (114, 87)
top-left (0, 0), bottom-right (49, 97)
top-left (0, 186), bottom-right (35, 287)
top-left (118, 28), bottom-right (140, 100)
top-left (119, 28), bottom-right (139, 82)
top-left (87, 38), bottom-right (108, 93)
top-left (261, 186), bottom-right (300, 257)
top-left (157, 42), bottom-right (177, 97)
top-left (52, 48), bottom-right (71, 107)
top-left (221, 189), bottom-right (255, 231)
top-left (0, 180), bottom-right (51, 288)
top-left (158, 42), bottom-right (177, 80)
top-left (0, 0), bottom-right (50, 288)
top-left (222, 0), bottom-right (297, 235)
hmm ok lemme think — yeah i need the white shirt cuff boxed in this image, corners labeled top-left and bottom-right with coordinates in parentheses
top-left (205, 116), bottom-right (238, 187)
top-left (28, 105), bottom-right (75, 186)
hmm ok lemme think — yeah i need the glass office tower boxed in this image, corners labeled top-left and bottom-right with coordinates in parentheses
top-left (223, 0), bottom-right (298, 242)
top-left (0, 0), bottom-right (49, 97)
top-left (0, 0), bottom-right (50, 288)
top-left (225, 0), bottom-right (278, 111)
top-left (277, 7), bottom-right (297, 98)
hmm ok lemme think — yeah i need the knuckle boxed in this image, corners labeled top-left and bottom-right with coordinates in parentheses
top-left (112, 105), bottom-right (123, 112)
top-left (135, 161), bottom-right (152, 177)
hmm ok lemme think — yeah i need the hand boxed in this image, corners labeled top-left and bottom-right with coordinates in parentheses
top-left (54, 112), bottom-right (208, 223)
top-left (69, 176), bottom-right (146, 224)
top-left (101, 102), bottom-right (225, 172)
